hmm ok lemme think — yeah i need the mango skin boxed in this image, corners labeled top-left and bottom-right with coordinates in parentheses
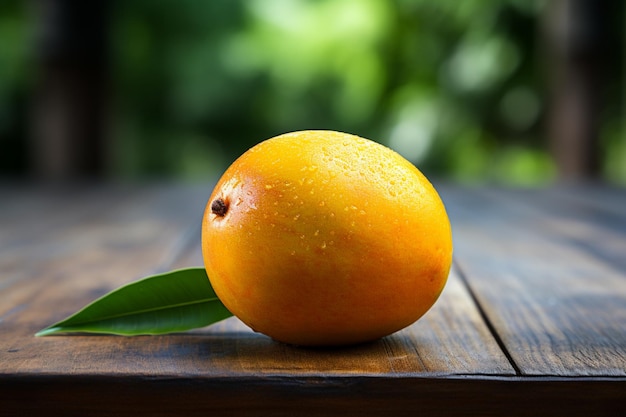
top-left (202, 130), bottom-right (452, 346)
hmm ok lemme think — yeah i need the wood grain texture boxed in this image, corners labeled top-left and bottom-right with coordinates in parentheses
top-left (1, 185), bottom-right (511, 379)
top-left (442, 185), bottom-right (626, 377)
top-left (1, 184), bottom-right (625, 416)
top-left (0, 185), bottom-right (208, 351)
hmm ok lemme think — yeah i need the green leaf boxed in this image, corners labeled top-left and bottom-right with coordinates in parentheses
top-left (35, 267), bottom-right (233, 336)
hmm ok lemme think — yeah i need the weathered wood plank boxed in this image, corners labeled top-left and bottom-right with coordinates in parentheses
top-left (0, 185), bottom-right (143, 302)
top-left (441, 185), bottom-right (626, 376)
top-left (0, 185), bottom-right (208, 364)
top-left (550, 183), bottom-right (626, 216)
top-left (482, 186), bottom-right (626, 271)
top-left (0, 185), bottom-right (512, 378)
top-left (2, 184), bottom-right (625, 417)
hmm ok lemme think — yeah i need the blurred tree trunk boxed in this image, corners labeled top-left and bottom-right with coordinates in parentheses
top-left (31, 0), bottom-right (109, 181)
top-left (543, 0), bottom-right (615, 181)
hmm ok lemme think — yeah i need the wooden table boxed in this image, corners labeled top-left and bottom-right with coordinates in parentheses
top-left (1, 183), bottom-right (625, 416)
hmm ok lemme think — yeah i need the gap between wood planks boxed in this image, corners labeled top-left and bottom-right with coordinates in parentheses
top-left (443, 185), bottom-right (626, 377)
top-left (454, 259), bottom-right (523, 376)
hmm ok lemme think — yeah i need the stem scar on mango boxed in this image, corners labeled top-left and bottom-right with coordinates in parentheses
top-left (211, 198), bottom-right (228, 217)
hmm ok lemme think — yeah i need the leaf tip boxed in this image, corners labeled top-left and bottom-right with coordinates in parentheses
top-left (35, 327), bottom-right (61, 337)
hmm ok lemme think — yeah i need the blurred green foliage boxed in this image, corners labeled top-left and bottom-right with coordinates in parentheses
top-left (0, 0), bottom-right (31, 175)
top-left (1, 0), bottom-right (624, 184)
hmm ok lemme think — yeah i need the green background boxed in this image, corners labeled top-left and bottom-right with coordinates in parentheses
top-left (1, 0), bottom-right (624, 185)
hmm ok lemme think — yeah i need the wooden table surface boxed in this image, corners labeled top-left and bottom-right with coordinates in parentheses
top-left (1, 183), bottom-right (625, 416)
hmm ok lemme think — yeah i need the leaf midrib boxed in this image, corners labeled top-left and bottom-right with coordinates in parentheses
top-left (62, 295), bottom-right (222, 327)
